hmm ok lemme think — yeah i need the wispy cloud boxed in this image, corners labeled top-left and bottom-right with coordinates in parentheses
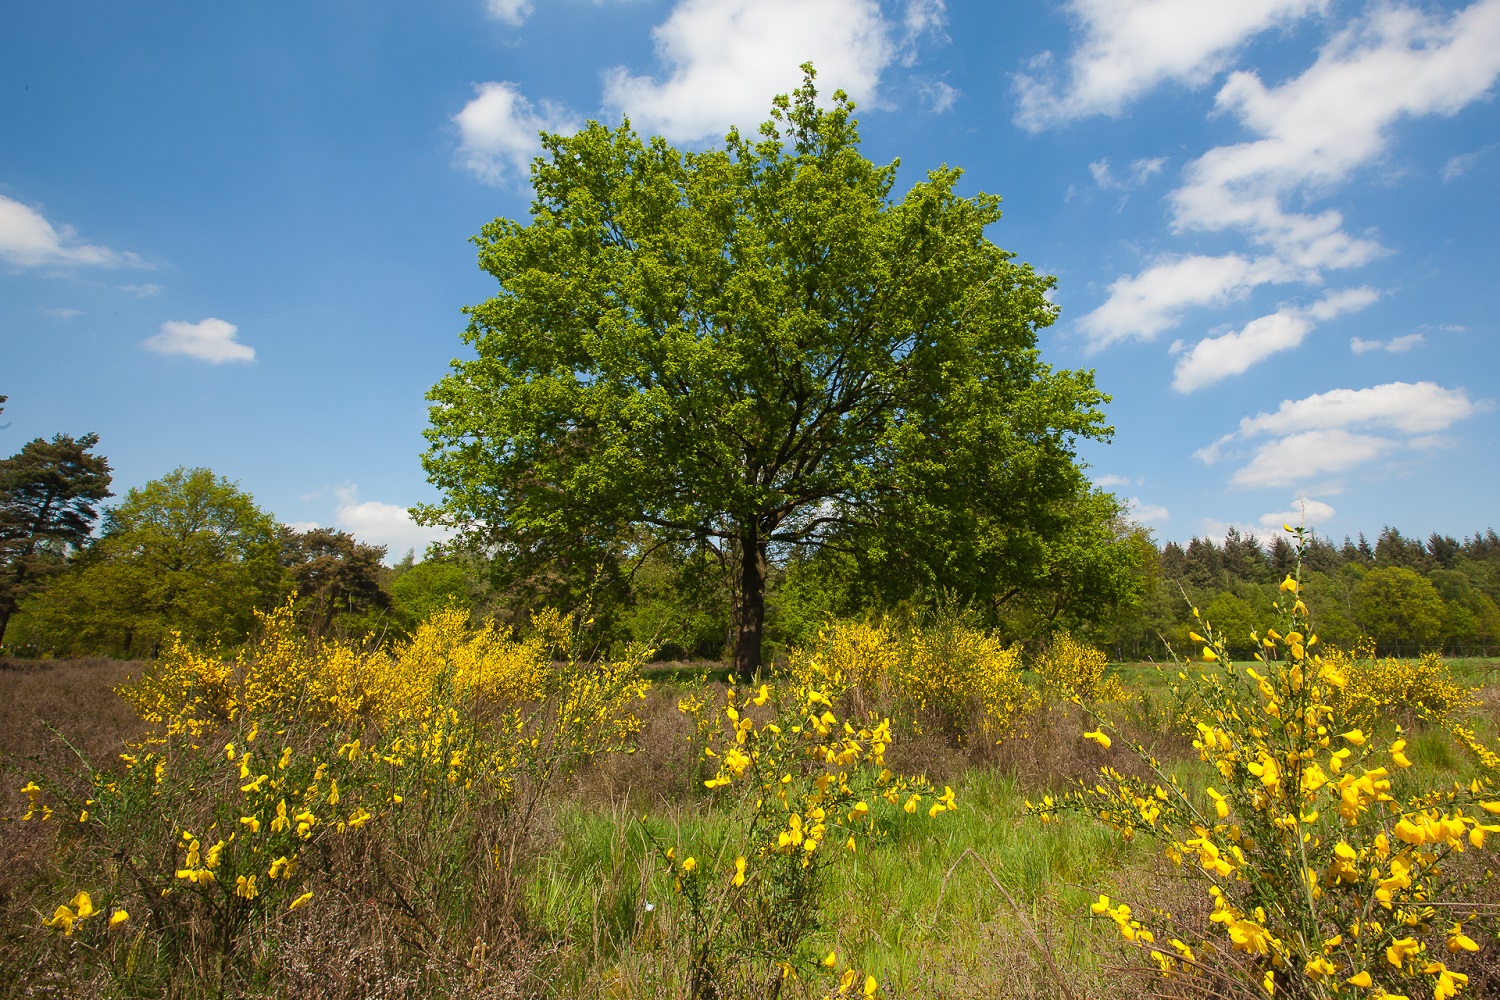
top-left (1088, 156), bottom-right (1166, 191)
top-left (1171, 286), bottom-right (1379, 392)
top-left (1126, 497), bottom-right (1170, 524)
top-left (1170, 2), bottom-right (1500, 270)
top-left (1013, 0), bottom-right (1326, 130)
top-left (0, 193), bottom-right (143, 269)
top-left (1077, 252), bottom-right (1298, 350)
top-left (1350, 332), bottom-right (1424, 354)
top-left (117, 283), bottom-right (162, 297)
top-left (1194, 381), bottom-right (1487, 488)
top-left (142, 318), bottom-right (256, 364)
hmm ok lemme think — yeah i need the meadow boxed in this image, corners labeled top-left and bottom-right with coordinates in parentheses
top-left (4, 581), bottom-right (1500, 1000)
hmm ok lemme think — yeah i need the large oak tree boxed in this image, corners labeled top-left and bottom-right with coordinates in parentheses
top-left (418, 70), bottom-right (1113, 679)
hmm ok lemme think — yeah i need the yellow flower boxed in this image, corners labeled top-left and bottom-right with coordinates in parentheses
top-left (224, 742), bottom-right (236, 760)
top-left (1447, 923), bottom-right (1479, 953)
top-left (1346, 970), bottom-right (1372, 987)
top-left (1341, 729), bottom-right (1367, 745)
top-left (43, 904), bottom-right (78, 935)
top-left (681, 856), bottom-right (697, 874)
top-left (1201, 647), bottom-right (1218, 662)
top-left (108, 909), bottom-right (129, 928)
top-left (71, 891), bottom-right (95, 920)
top-left (288, 891), bottom-right (314, 911)
top-left (823, 950), bottom-right (837, 968)
top-left (1390, 739), bottom-right (1411, 768)
top-left (732, 856), bottom-right (746, 887)
top-left (1084, 730), bottom-right (1111, 749)
top-left (863, 975), bottom-right (878, 997)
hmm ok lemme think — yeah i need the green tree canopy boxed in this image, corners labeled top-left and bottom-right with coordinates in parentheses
top-left (279, 526), bottom-right (391, 637)
top-left (418, 69), bottom-right (1112, 679)
top-left (0, 432), bottom-right (112, 648)
top-left (13, 467), bottom-right (280, 656)
top-left (1355, 566), bottom-right (1445, 654)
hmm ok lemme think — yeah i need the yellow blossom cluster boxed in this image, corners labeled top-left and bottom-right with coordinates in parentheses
top-left (26, 601), bottom-right (650, 947)
top-left (664, 665), bottom-right (949, 989)
top-left (1029, 528), bottom-right (1500, 999)
top-left (791, 617), bottom-right (1036, 745)
top-left (1034, 630), bottom-right (1124, 703)
top-left (1323, 645), bottom-right (1477, 732)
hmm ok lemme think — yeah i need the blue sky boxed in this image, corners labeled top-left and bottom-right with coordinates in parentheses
top-left (3, 0), bottom-right (1497, 558)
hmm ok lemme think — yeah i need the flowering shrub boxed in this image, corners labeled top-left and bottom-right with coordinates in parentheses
top-left (1031, 529), bottom-right (1500, 999)
top-left (1034, 630), bottom-right (1124, 704)
top-left (17, 601), bottom-right (650, 986)
top-left (793, 615), bottom-right (1035, 745)
top-left (1322, 643), bottom-right (1477, 732)
top-left (663, 653), bottom-right (953, 996)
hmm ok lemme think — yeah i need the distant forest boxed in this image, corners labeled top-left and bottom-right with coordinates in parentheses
top-left (1120, 526), bottom-right (1500, 661)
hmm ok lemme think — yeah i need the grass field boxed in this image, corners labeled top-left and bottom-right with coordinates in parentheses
top-left (3, 644), bottom-right (1499, 1000)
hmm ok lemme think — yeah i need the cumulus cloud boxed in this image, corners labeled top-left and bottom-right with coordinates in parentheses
top-left (1013, 0), bottom-right (1326, 130)
top-left (601, 0), bottom-right (897, 142)
top-left (1194, 381), bottom-right (1486, 488)
top-left (1171, 1), bottom-right (1500, 269)
top-left (1077, 253), bottom-right (1299, 349)
top-left (142, 318), bottom-right (256, 364)
top-left (1258, 496), bottom-right (1336, 531)
top-left (454, 82), bottom-right (581, 185)
top-left (334, 486), bottom-right (454, 561)
top-left (1171, 286), bottom-right (1378, 392)
top-left (0, 193), bottom-right (142, 269)
top-left (1093, 473), bottom-right (1136, 488)
top-left (1350, 332), bottom-right (1424, 354)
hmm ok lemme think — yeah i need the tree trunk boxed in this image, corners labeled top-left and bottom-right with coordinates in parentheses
top-left (733, 529), bottom-right (767, 683)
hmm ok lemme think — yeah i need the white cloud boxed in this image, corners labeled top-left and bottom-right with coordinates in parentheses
top-left (1077, 252), bottom-right (1298, 349)
top-left (454, 82), bottom-right (580, 185)
top-left (1229, 428), bottom-right (1392, 488)
top-left (1195, 381), bottom-right (1487, 488)
top-left (334, 487), bottom-right (454, 561)
top-left (1350, 332), bottom-right (1424, 354)
top-left (0, 193), bottom-right (142, 269)
top-left (1171, 285), bottom-right (1378, 392)
top-left (1257, 496), bottom-right (1336, 530)
top-left (117, 283), bottom-right (162, 297)
top-left (1013, 0), bottom-right (1326, 130)
top-left (1090, 156), bottom-right (1166, 191)
top-left (1126, 497), bottom-right (1170, 524)
top-left (601, 0), bottom-right (897, 143)
top-left (1093, 473), bottom-right (1136, 488)
top-left (484, 0), bottom-right (533, 25)
top-left (1171, 1), bottom-right (1500, 268)
top-left (142, 318), bottom-right (256, 364)
top-left (916, 78), bottom-right (959, 113)
top-left (1442, 143), bottom-right (1497, 180)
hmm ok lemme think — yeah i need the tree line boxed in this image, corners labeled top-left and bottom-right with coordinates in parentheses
top-left (0, 430), bottom-right (472, 659)
top-left (1106, 526), bottom-right (1500, 661)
